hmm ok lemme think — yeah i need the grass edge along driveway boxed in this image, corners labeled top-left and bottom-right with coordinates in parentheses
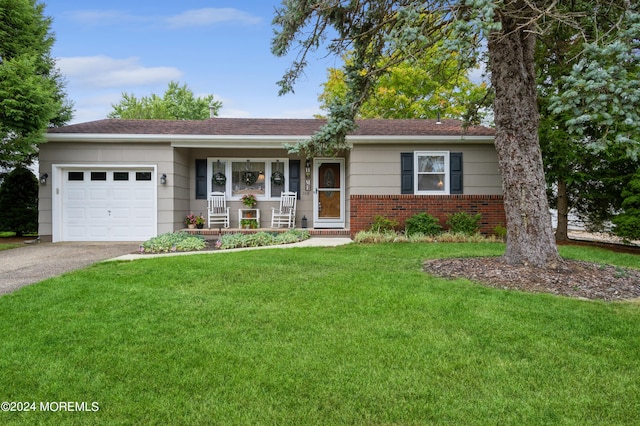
top-left (1, 242), bottom-right (639, 425)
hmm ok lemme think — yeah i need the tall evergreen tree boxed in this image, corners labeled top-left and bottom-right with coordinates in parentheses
top-left (537, 0), bottom-right (640, 240)
top-left (0, 166), bottom-right (38, 235)
top-left (0, 0), bottom-right (73, 168)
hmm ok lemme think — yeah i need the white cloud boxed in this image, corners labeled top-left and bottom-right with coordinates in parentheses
top-left (165, 8), bottom-right (262, 29)
top-left (57, 56), bottom-right (182, 88)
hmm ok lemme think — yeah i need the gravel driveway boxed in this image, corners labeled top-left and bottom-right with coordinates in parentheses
top-left (0, 241), bottom-right (140, 295)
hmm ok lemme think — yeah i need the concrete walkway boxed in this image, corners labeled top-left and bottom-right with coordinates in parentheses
top-left (0, 238), bottom-right (352, 295)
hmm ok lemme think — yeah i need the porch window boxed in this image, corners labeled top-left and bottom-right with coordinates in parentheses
top-left (208, 158), bottom-right (289, 200)
top-left (415, 151), bottom-right (449, 194)
top-left (232, 160), bottom-right (265, 197)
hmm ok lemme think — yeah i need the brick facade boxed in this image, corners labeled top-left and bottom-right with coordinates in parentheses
top-left (350, 194), bottom-right (506, 238)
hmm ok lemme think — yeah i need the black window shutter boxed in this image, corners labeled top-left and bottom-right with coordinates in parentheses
top-left (450, 152), bottom-right (463, 194)
top-left (289, 160), bottom-right (301, 199)
top-left (401, 152), bottom-right (414, 194)
top-left (195, 159), bottom-right (207, 199)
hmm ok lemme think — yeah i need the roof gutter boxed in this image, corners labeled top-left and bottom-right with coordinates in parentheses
top-left (45, 132), bottom-right (495, 148)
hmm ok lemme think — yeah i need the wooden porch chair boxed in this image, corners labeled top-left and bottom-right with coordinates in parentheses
top-left (207, 191), bottom-right (230, 228)
top-left (271, 191), bottom-right (297, 228)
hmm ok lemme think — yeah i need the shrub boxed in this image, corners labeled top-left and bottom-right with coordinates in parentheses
top-left (140, 232), bottom-right (206, 253)
top-left (446, 212), bottom-right (481, 235)
top-left (405, 213), bottom-right (442, 236)
top-left (354, 230), bottom-right (404, 243)
top-left (493, 224), bottom-right (507, 241)
top-left (612, 169), bottom-right (640, 241)
top-left (355, 230), bottom-right (498, 244)
top-left (368, 215), bottom-right (399, 232)
top-left (218, 229), bottom-right (310, 250)
top-left (0, 166), bottom-right (38, 236)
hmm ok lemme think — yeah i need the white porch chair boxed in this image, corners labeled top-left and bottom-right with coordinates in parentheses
top-left (271, 191), bottom-right (297, 228)
top-left (207, 191), bottom-right (230, 228)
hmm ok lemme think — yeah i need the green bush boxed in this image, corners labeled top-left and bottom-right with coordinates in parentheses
top-left (493, 224), bottom-right (507, 241)
top-left (354, 230), bottom-right (406, 243)
top-left (446, 212), bottom-right (482, 235)
top-left (141, 232), bottom-right (206, 253)
top-left (354, 229), bottom-right (499, 244)
top-left (612, 169), bottom-right (640, 241)
top-left (368, 215), bottom-right (399, 232)
top-left (0, 166), bottom-right (38, 236)
top-left (405, 213), bottom-right (442, 236)
top-left (218, 229), bottom-right (310, 250)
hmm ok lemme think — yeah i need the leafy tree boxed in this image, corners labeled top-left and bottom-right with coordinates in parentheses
top-left (318, 47), bottom-right (488, 120)
top-left (612, 168), bottom-right (640, 240)
top-left (0, 166), bottom-right (38, 235)
top-left (108, 81), bottom-right (222, 120)
top-left (0, 0), bottom-right (73, 168)
top-left (272, 0), bottom-right (638, 268)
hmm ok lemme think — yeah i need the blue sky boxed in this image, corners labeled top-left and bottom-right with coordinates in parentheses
top-left (45, 1), bottom-right (339, 124)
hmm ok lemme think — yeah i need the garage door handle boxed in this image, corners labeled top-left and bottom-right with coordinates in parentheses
top-left (108, 210), bottom-right (111, 216)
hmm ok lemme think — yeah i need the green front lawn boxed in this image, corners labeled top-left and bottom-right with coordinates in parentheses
top-left (1, 243), bottom-right (639, 425)
top-left (0, 243), bottom-right (22, 251)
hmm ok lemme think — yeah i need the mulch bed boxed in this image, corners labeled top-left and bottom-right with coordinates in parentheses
top-left (424, 256), bottom-right (640, 302)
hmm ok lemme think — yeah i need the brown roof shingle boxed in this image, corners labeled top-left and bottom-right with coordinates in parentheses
top-left (48, 118), bottom-right (495, 137)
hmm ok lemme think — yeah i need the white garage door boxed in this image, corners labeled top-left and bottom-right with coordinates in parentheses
top-left (61, 168), bottom-right (156, 241)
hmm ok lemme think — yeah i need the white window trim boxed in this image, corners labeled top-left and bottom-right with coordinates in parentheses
top-left (207, 158), bottom-right (289, 200)
top-left (414, 151), bottom-right (450, 195)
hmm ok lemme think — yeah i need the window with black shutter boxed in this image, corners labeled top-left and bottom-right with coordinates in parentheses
top-left (400, 151), bottom-right (463, 194)
top-left (195, 159), bottom-right (207, 199)
top-left (289, 160), bottom-right (300, 199)
top-left (401, 152), bottom-right (414, 194)
top-left (450, 152), bottom-right (463, 194)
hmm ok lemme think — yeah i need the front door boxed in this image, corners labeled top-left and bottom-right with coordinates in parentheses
top-left (314, 158), bottom-right (345, 228)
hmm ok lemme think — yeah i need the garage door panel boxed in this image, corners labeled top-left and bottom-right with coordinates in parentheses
top-left (132, 208), bottom-right (154, 221)
top-left (66, 189), bottom-right (86, 201)
top-left (65, 207), bottom-right (86, 220)
top-left (88, 225), bottom-right (109, 239)
top-left (88, 189), bottom-right (109, 201)
top-left (61, 168), bottom-right (156, 242)
top-left (110, 226), bottom-right (133, 239)
top-left (110, 207), bottom-right (131, 219)
top-left (112, 188), bottom-right (133, 201)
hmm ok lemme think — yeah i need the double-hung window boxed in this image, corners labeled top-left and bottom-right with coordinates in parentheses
top-left (401, 151), bottom-right (462, 195)
top-left (415, 151), bottom-right (450, 194)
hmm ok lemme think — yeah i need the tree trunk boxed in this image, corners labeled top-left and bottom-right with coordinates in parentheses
top-left (488, 15), bottom-right (561, 268)
top-left (555, 179), bottom-right (569, 242)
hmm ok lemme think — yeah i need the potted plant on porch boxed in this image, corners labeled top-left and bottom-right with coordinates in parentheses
top-left (241, 194), bottom-right (257, 208)
top-left (185, 213), bottom-right (205, 229)
top-left (240, 218), bottom-right (258, 229)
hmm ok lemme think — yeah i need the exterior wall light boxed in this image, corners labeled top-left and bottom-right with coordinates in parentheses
top-left (40, 173), bottom-right (48, 184)
top-left (160, 173), bottom-right (167, 185)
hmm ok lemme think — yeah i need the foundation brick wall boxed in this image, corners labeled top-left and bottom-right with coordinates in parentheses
top-left (350, 194), bottom-right (506, 238)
